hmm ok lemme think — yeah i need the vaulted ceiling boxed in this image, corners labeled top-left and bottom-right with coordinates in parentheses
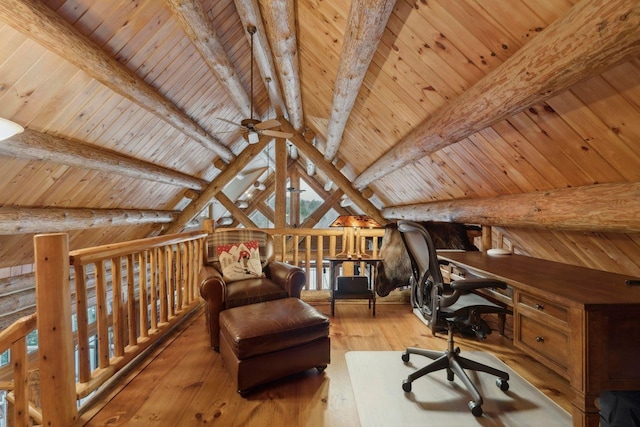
top-left (1, 0), bottom-right (640, 276)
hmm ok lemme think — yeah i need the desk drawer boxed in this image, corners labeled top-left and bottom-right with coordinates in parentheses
top-left (516, 313), bottom-right (569, 378)
top-left (517, 293), bottom-right (568, 324)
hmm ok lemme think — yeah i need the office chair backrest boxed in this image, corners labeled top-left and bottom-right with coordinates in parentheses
top-left (397, 220), bottom-right (444, 286)
top-left (398, 220), bottom-right (448, 332)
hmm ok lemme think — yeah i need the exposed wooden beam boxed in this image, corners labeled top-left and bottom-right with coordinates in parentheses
top-left (0, 208), bottom-right (178, 235)
top-left (354, 0), bottom-right (640, 188)
top-left (0, 0), bottom-right (234, 162)
top-left (215, 192), bottom-right (257, 229)
top-left (164, 0), bottom-right (252, 118)
top-left (383, 182), bottom-right (640, 233)
top-left (323, 0), bottom-right (396, 161)
top-left (164, 137), bottom-right (270, 234)
top-left (233, 0), bottom-right (288, 118)
top-left (259, 0), bottom-right (304, 130)
top-left (282, 119), bottom-right (386, 226)
top-left (0, 130), bottom-right (206, 191)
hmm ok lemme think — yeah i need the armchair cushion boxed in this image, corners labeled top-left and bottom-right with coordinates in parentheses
top-left (216, 239), bottom-right (264, 282)
top-left (206, 230), bottom-right (273, 268)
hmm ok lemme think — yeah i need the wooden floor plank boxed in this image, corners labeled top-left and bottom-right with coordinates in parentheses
top-left (81, 302), bottom-right (572, 426)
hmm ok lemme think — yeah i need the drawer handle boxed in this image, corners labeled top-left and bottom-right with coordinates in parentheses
top-left (535, 336), bottom-right (545, 343)
top-left (534, 303), bottom-right (544, 311)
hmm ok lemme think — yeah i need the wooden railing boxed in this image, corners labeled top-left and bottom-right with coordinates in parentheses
top-left (270, 227), bottom-right (385, 290)
top-left (0, 226), bottom-right (386, 426)
top-left (0, 230), bottom-right (206, 426)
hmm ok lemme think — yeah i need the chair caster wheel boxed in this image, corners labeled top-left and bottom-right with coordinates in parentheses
top-left (496, 378), bottom-right (509, 391)
top-left (401, 352), bottom-right (410, 363)
top-left (402, 379), bottom-right (412, 392)
top-left (469, 401), bottom-right (483, 417)
top-left (316, 365), bottom-right (327, 373)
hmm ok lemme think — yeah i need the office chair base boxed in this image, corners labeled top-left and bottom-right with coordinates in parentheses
top-left (401, 347), bottom-right (510, 417)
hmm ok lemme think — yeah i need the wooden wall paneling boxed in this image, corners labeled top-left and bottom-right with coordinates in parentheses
top-left (361, 57), bottom-right (429, 134)
top-left (583, 232), bottom-right (640, 275)
top-left (571, 75), bottom-right (640, 151)
top-left (384, 5), bottom-right (465, 103)
top-left (489, 120), bottom-right (562, 190)
top-left (460, 135), bottom-right (522, 194)
top-left (467, 131), bottom-right (534, 194)
top-left (523, 101), bottom-right (625, 184)
top-left (38, 76), bottom-right (104, 134)
top-left (436, 145), bottom-right (495, 198)
top-left (471, 0), bottom-right (554, 43)
top-left (545, 91), bottom-right (640, 181)
top-left (452, 141), bottom-right (514, 197)
top-left (397, 1), bottom-right (487, 85)
top-left (506, 110), bottom-right (593, 186)
top-left (375, 28), bottom-right (447, 112)
top-left (425, 0), bottom-right (515, 67)
top-left (601, 60), bottom-right (640, 110)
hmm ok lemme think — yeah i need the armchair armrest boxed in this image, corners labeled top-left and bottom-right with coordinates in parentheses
top-left (450, 278), bottom-right (507, 292)
top-left (199, 265), bottom-right (225, 349)
top-left (265, 261), bottom-right (306, 298)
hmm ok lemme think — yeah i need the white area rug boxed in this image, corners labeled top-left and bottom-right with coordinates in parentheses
top-left (346, 351), bottom-right (571, 427)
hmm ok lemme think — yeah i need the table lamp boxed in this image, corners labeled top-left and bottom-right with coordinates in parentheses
top-left (330, 215), bottom-right (381, 259)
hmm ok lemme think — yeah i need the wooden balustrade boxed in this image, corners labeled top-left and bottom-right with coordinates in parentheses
top-left (0, 226), bottom-right (385, 425)
top-left (0, 230), bottom-right (207, 426)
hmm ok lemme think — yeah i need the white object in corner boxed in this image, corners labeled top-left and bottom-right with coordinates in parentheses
top-left (487, 248), bottom-right (512, 256)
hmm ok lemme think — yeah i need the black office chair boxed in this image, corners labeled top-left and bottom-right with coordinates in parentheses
top-left (397, 220), bottom-right (511, 417)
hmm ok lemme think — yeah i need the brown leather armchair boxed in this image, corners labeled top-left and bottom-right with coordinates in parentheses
top-left (199, 229), bottom-right (306, 350)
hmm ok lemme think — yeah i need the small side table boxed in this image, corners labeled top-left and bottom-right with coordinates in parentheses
top-left (328, 257), bottom-right (381, 316)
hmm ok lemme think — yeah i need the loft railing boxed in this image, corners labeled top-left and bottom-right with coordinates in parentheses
top-left (0, 230), bottom-right (206, 426)
top-left (271, 227), bottom-right (384, 290)
top-left (0, 225), bottom-right (386, 426)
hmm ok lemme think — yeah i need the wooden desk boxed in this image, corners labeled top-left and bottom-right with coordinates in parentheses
top-left (437, 251), bottom-right (640, 427)
top-left (328, 258), bottom-right (380, 316)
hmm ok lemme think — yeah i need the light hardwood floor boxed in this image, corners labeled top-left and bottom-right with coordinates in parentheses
top-left (79, 302), bottom-right (572, 426)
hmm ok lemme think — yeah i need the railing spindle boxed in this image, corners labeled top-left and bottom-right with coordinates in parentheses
top-left (74, 262), bottom-right (91, 382)
top-left (126, 254), bottom-right (137, 347)
top-left (111, 256), bottom-right (124, 357)
top-left (139, 251), bottom-right (149, 338)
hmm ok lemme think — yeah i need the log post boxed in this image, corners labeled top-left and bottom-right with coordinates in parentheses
top-left (34, 233), bottom-right (77, 426)
top-left (481, 226), bottom-right (492, 252)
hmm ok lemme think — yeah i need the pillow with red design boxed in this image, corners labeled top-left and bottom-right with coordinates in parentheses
top-left (215, 240), bottom-right (264, 282)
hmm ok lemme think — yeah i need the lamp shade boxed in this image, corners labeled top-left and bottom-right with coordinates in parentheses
top-left (330, 215), bottom-right (381, 228)
top-left (0, 118), bottom-right (24, 141)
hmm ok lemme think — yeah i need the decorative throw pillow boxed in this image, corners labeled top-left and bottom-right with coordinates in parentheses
top-left (215, 240), bottom-right (265, 282)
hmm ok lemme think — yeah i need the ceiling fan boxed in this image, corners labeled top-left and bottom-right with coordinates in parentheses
top-left (218, 25), bottom-right (293, 144)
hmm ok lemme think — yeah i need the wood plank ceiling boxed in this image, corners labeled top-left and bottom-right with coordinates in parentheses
top-left (1, 0), bottom-right (640, 278)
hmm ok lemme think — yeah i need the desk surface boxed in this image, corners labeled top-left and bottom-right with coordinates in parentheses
top-left (438, 251), bottom-right (640, 308)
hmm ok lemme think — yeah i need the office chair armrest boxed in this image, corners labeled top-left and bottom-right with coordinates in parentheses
top-left (450, 278), bottom-right (507, 291)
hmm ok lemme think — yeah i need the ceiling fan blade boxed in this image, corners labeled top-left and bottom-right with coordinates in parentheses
top-left (217, 117), bottom-right (244, 128)
top-left (256, 119), bottom-right (281, 130)
top-left (262, 129), bottom-right (293, 139)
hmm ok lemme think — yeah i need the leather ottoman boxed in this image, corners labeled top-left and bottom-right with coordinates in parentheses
top-left (219, 297), bottom-right (330, 395)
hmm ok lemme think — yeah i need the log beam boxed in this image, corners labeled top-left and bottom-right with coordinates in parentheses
top-left (382, 182), bottom-right (640, 233)
top-left (0, 208), bottom-right (178, 235)
top-left (0, 0), bottom-right (234, 161)
top-left (354, 0), bottom-right (640, 188)
top-left (0, 130), bottom-right (206, 191)
top-left (259, 0), bottom-right (304, 130)
top-left (323, 0), bottom-right (396, 161)
top-left (282, 119), bottom-right (386, 226)
top-left (215, 192), bottom-right (258, 229)
top-left (164, 136), bottom-right (270, 233)
top-left (164, 0), bottom-right (252, 118)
